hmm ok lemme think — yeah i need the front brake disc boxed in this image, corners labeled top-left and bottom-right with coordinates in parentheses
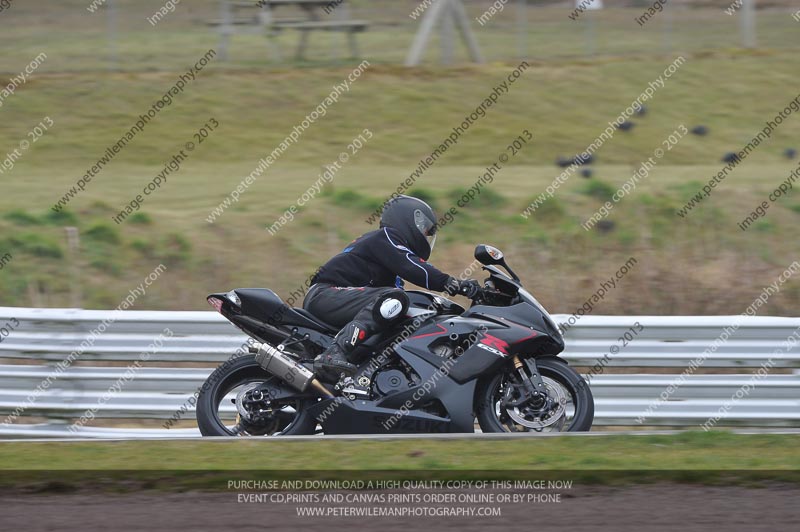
top-left (505, 376), bottom-right (567, 430)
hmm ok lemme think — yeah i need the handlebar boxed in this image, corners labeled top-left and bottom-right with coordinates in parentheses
top-left (447, 280), bottom-right (510, 305)
top-left (467, 286), bottom-right (493, 305)
top-left (469, 284), bottom-right (514, 306)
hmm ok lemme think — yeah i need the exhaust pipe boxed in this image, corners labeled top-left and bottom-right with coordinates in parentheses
top-left (250, 342), bottom-right (333, 398)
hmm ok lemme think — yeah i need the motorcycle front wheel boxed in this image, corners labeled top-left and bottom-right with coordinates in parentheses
top-left (475, 356), bottom-right (594, 433)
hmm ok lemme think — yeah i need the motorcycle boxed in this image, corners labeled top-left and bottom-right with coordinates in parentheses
top-left (196, 245), bottom-right (594, 436)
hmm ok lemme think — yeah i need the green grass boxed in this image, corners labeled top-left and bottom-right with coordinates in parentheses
top-left (2, 2), bottom-right (799, 71)
top-left (1, 4), bottom-right (799, 313)
top-left (2, 431), bottom-right (798, 471)
top-left (2, 161), bottom-right (799, 314)
top-left (0, 432), bottom-right (797, 490)
top-left (4, 53), bottom-right (800, 170)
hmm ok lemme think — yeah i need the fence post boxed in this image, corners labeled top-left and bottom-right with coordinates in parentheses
top-left (661, 0), bottom-right (673, 53)
top-left (65, 227), bottom-right (82, 309)
top-left (741, 0), bottom-right (756, 48)
top-left (107, 0), bottom-right (119, 71)
top-left (516, 0), bottom-right (527, 60)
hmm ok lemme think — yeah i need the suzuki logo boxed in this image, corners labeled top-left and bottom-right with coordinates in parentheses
top-left (479, 334), bottom-right (509, 354)
top-left (476, 343), bottom-right (507, 357)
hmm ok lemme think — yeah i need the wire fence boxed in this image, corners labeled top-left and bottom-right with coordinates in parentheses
top-left (1, 0), bottom-right (798, 73)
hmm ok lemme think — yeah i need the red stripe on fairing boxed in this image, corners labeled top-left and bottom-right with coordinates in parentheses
top-left (411, 324), bottom-right (447, 339)
top-left (496, 317), bottom-right (539, 344)
top-left (512, 331), bottom-right (538, 344)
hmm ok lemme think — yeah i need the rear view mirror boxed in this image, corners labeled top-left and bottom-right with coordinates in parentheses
top-left (475, 244), bottom-right (504, 265)
top-left (474, 244), bottom-right (520, 282)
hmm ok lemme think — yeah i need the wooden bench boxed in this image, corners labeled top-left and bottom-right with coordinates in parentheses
top-left (271, 20), bottom-right (368, 31)
top-left (208, 0), bottom-right (369, 61)
top-left (271, 19), bottom-right (368, 58)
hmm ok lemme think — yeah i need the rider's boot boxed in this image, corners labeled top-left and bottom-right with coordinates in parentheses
top-left (313, 322), bottom-right (364, 383)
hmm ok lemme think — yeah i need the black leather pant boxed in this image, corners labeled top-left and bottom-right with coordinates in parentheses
top-left (303, 283), bottom-right (408, 353)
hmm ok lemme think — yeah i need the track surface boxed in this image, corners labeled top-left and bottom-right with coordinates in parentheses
top-left (2, 430), bottom-right (797, 530)
top-left (2, 484), bottom-right (798, 532)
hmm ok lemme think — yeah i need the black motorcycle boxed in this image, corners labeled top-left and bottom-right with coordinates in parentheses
top-left (197, 245), bottom-right (594, 436)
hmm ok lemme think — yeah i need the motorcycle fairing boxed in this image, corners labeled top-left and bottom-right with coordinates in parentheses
top-left (463, 303), bottom-right (565, 355)
top-left (308, 347), bottom-right (477, 434)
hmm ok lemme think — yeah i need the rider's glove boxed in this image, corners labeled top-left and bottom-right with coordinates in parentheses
top-left (444, 277), bottom-right (480, 299)
top-left (458, 279), bottom-right (481, 299)
top-left (444, 277), bottom-right (460, 296)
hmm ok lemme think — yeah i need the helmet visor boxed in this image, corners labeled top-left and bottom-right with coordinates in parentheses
top-left (426, 232), bottom-right (437, 252)
top-left (414, 209), bottom-right (437, 252)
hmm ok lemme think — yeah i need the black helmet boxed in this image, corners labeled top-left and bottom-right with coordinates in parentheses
top-left (380, 195), bottom-right (438, 260)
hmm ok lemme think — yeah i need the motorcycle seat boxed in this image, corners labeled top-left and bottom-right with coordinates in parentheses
top-left (235, 288), bottom-right (337, 333)
top-left (293, 307), bottom-right (338, 333)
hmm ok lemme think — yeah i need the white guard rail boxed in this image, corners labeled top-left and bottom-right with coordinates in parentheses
top-left (0, 307), bottom-right (797, 438)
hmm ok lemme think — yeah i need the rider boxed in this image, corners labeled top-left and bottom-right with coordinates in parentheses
top-left (304, 195), bottom-right (480, 382)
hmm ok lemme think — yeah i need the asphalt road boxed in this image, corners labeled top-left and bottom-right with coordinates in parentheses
top-left (2, 484), bottom-right (798, 531)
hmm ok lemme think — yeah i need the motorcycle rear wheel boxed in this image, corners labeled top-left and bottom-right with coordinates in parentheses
top-left (196, 355), bottom-right (317, 436)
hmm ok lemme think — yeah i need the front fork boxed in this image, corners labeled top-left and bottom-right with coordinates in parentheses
top-left (513, 355), bottom-right (548, 409)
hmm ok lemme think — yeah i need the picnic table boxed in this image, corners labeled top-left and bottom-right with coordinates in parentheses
top-left (208, 0), bottom-right (369, 61)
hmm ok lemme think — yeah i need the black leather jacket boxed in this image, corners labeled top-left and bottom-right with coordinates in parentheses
top-left (311, 227), bottom-right (450, 291)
